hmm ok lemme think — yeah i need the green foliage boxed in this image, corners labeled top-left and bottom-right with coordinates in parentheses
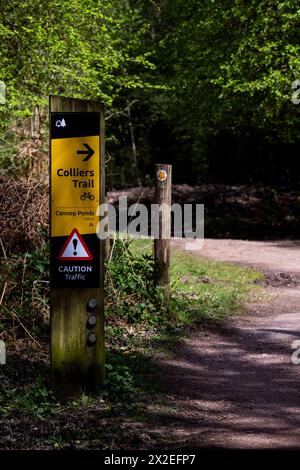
top-left (102, 0), bottom-right (300, 187)
top-left (25, 245), bottom-right (50, 274)
top-left (0, 376), bottom-right (54, 419)
top-left (0, 0), bottom-right (156, 117)
top-left (106, 239), bottom-right (164, 324)
top-left (158, 0), bottom-right (300, 140)
top-left (0, 0), bottom-right (163, 182)
top-left (103, 352), bottom-right (135, 399)
top-left (1, 0), bottom-right (300, 184)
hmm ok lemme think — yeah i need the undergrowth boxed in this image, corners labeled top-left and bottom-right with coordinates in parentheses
top-left (0, 376), bottom-right (54, 420)
top-left (0, 237), bottom-right (263, 406)
top-left (105, 238), bottom-right (165, 326)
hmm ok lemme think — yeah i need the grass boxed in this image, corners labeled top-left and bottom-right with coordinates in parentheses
top-left (129, 238), bottom-right (263, 326)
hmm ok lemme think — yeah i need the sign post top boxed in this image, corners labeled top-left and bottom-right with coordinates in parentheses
top-left (49, 95), bottom-right (104, 114)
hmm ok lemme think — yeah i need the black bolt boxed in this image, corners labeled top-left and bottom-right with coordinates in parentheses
top-left (86, 315), bottom-right (97, 329)
top-left (86, 298), bottom-right (97, 312)
top-left (86, 333), bottom-right (97, 346)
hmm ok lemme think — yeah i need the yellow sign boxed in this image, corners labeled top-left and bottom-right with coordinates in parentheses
top-left (51, 135), bottom-right (100, 237)
top-left (157, 169), bottom-right (168, 182)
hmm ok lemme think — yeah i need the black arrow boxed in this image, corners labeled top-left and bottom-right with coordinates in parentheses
top-left (77, 143), bottom-right (95, 162)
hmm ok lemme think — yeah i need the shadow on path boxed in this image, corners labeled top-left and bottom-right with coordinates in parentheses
top-left (133, 319), bottom-right (300, 449)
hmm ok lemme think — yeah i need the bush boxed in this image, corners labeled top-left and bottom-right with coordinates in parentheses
top-left (105, 238), bottom-right (164, 325)
top-left (0, 174), bottom-right (48, 255)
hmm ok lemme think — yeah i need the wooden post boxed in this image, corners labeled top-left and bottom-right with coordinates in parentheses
top-left (50, 96), bottom-right (105, 399)
top-left (154, 163), bottom-right (172, 306)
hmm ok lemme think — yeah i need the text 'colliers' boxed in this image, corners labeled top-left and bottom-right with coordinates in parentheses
top-left (57, 168), bottom-right (95, 177)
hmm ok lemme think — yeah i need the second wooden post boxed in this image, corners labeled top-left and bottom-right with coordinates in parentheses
top-left (154, 163), bottom-right (172, 305)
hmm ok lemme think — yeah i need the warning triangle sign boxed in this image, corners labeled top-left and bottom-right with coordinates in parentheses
top-left (58, 228), bottom-right (93, 261)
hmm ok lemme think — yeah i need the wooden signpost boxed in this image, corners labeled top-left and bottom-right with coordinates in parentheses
top-left (154, 163), bottom-right (172, 306)
top-left (50, 96), bottom-right (105, 398)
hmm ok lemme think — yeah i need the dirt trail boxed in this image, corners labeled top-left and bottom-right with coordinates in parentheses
top-left (143, 239), bottom-right (300, 449)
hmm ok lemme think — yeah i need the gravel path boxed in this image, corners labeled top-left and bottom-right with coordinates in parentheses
top-left (145, 239), bottom-right (300, 449)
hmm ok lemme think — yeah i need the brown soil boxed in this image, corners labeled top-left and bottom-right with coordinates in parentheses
top-left (139, 239), bottom-right (300, 449)
top-left (107, 184), bottom-right (300, 239)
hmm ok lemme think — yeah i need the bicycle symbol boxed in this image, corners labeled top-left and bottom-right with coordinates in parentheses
top-left (80, 192), bottom-right (95, 201)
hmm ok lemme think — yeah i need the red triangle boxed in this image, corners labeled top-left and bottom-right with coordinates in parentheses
top-left (58, 228), bottom-right (93, 261)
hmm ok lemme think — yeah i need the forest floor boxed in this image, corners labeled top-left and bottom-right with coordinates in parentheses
top-left (2, 240), bottom-right (300, 449)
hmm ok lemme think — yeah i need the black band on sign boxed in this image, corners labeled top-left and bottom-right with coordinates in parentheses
top-left (51, 112), bottom-right (100, 139)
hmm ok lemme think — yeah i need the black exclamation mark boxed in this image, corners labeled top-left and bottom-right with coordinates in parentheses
top-left (73, 239), bottom-right (78, 256)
